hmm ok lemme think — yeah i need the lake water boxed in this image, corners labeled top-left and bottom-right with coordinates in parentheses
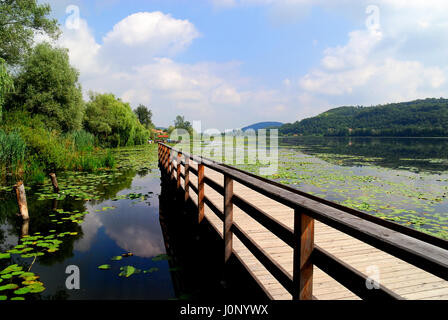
top-left (0, 146), bottom-right (265, 301)
top-left (272, 137), bottom-right (448, 239)
top-left (1, 138), bottom-right (447, 301)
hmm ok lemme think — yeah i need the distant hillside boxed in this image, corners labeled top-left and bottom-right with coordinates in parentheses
top-left (279, 98), bottom-right (448, 137)
top-left (242, 122), bottom-right (283, 131)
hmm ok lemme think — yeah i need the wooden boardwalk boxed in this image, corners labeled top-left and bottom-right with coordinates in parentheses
top-left (171, 159), bottom-right (448, 300)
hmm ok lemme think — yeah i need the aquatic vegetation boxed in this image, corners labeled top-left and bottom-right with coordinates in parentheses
top-left (0, 130), bottom-right (162, 300)
top-left (118, 266), bottom-right (140, 278)
top-left (98, 252), bottom-right (163, 280)
top-left (203, 140), bottom-right (448, 240)
top-left (152, 254), bottom-right (171, 262)
top-left (98, 265), bottom-right (111, 270)
top-left (0, 265), bottom-right (44, 300)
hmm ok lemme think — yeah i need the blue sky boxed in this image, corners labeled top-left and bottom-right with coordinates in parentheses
top-left (40, 1), bottom-right (448, 130)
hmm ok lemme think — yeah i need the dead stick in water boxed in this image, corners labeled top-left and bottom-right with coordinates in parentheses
top-left (13, 181), bottom-right (29, 221)
top-left (49, 173), bottom-right (59, 193)
top-left (21, 219), bottom-right (29, 237)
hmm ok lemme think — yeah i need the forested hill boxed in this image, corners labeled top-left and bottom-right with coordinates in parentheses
top-left (279, 98), bottom-right (448, 137)
top-left (242, 121), bottom-right (283, 131)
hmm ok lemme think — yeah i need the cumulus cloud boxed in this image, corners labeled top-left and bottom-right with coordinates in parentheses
top-left (44, 2), bottom-right (448, 128)
top-left (299, 24), bottom-right (447, 106)
top-left (50, 11), bottom-right (292, 128)
top-left (100, 12), bottom-right (200, 68)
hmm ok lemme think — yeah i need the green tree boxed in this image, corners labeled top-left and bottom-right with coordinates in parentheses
top-left (0, 58), bottom-right (13, 121)
top-left (7, 43), bottom-right (84, 132)
top-left (134, 104), bottom-right (154, 129)
top-left (0, 0), bottom-right (60, 66)
top-left (174, 115), bottom-right (192, 131)
top-left (84, 92), bottom-right (149, 147)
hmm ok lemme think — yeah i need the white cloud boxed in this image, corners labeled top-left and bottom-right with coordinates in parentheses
top-left (101, 12), bottom-right (199, 61)
top-left (43, 2), bottom-right (448, 128)
top-left (59, 18), bottom-right (103, 77)
top-left (299, 25), bottom-right (447, 106)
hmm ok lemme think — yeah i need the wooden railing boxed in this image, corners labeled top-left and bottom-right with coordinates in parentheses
top-left (158, 143), bottom-right (448, 300)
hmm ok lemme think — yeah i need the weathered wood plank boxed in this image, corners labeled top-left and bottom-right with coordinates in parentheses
top-left (159, 143), bottom-right (448, 300)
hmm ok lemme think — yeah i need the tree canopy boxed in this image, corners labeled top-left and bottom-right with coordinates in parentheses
top-left (0, 57), bottom-right (13, 120)
top-left (7, 42), bottom-right (84, 132)
top-left (84, 92), bottom-right (149, 147)
top-left (174, 115), bottom-right (192, 131)
top-left (134, 104), bottom-right (154, 129)
top-left (0, 0), bottom-right (60, 66)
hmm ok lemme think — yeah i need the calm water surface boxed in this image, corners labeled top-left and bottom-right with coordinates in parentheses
top-left (0, 168), bottom-right (176, 300)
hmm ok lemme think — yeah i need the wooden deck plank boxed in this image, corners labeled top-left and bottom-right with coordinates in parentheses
top-left (165, 158), bottom-right (448, 300)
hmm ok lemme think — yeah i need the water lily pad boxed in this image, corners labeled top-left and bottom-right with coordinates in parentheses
top-left (0, 253), bottom-right (10, 260)
top-left (144, 267), bottom-right (159, 274)
top-left (111, 256), bottom-right (123, 261)
top-left (0, 283), bottom-right (19, 291)
top-left (27, 283), bottom-right (45, 293)
top-left (118, 266), bottom-right (140, 278)
top-left (98, 264), bottom-right (111, 270)
top-left (152, 254), bottom-right (171, 261)
top-left (14, 287), bottom-right (31, 295)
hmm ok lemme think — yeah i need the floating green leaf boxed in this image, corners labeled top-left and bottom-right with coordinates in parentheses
top-left (152, 254), bottom-right (171, 262)
top-left (118, 266), bottom-right (140, 278)
top-left (14, 287), bottom-right (31, 295)
top-left (98, 264), bottom-right (111, 270)
top-left (0, 253), bottom-right (10, 260)
top-left (111, 256), bottom-right (123, 261)
top-left (0, 283), bottom-right (19, 291)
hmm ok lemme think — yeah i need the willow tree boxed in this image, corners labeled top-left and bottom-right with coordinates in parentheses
top-left (0, 58), bottom-right (13, 121)
top-left (84, 93), bottom-right (149, 147)
top-left (0, 0), bottom-right (60, 66)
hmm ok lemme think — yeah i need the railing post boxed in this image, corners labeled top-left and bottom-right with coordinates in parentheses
top-left (159, 144), bottom-right (162, 166)
top-left (184, 156), bottom-right (190, 202)
top-left (161, 145), bottom-right (166, 169)
top-left (170, 150), bottom-right (174, 180)
top-left (164, 146), bottom-right (169, 170)
top-left (198, 163), bottom-right (205, 223)
top-left (224, 174), bottom-right (234, 263)
top-left (292, 209), bottom-right (314, 300)
top-left (177, 152), bottom-right (181, 189)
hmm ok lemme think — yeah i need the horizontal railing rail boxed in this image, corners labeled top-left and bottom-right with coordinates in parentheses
top-left (157, 143), bottom-right (448, 300)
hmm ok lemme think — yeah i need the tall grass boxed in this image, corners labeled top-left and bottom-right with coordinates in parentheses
top-left (66, 130), bottom-right (96, 152)
top-left (0, 112), bottom-right (117, 184)
top-left (71, 150), bottom-right (116, 172)
top-left (25, 156), bottom-right (46, 184)
top-left (0, 130), bottom-right (26, 177)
